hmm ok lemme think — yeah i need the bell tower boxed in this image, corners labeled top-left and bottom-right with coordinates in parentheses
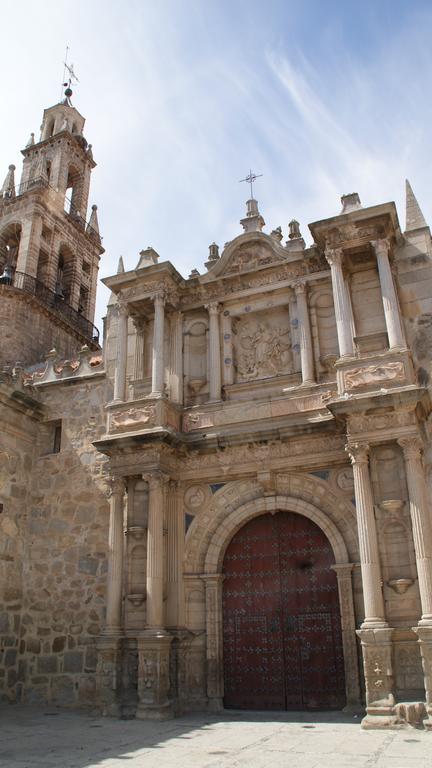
top-left (0, 85), bottom-right (104, 367)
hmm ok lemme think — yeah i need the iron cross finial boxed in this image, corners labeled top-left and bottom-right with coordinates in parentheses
top-left (61, 46), bottom-right (80, 103)
top-left (239, 169), bottom-right (263, 199)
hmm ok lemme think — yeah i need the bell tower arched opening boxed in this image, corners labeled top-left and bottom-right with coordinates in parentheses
top-left (222, 510), bottom-right (346, 711)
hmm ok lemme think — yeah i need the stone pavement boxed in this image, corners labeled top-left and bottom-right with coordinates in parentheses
top-left (0, 706), bottom-right (431, 768)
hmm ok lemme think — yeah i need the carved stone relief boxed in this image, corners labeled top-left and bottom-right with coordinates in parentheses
top-left (110, 406), bottom-right (156, 432)
top-left (344, 362), bottom-right (405, 390)
top-left (184, 484), bottom-right (211, 513)
top-left (232, 309), bottom-right (293, 381)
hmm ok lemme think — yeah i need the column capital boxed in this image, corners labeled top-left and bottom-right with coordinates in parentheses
top-left (294, 279), bottom-right (308, 295)
top-left (142, 471), bottom-right (170, 491)
top-left (331, 563), bottom-right (355, 577)
top-left (117, 299), bottom-right (129, 317)
top-left (324, 246), bottom-right (344, 267)
top-left (201, 573), bottom-right (225, 585)
top-left (346, 441), bottom-right (370, 465)
top-left (109, 476), bottom-right (126, 497)
top-left (171, 309), bottom-right (183, 322)
top-left (132, 316), bottom-right (146, 333)
top-left (151, 291), bottom-right (166, 307)
top-left (371, 238), bottom-right (390, 258)
top-left (398, 435), bottom-right (423, 459)
top-left (205, 302), bottom-right (221, 316)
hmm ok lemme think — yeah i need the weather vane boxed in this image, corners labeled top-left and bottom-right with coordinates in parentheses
top-left (239, 169), bottom-right (263, 199)
top-left (60, 46), bottom-right (79, 104)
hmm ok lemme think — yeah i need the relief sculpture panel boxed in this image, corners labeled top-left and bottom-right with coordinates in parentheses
top-left (232, 308), bottom-right (293, 382)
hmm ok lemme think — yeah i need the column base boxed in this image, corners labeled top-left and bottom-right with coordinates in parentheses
top-left (412, 626), bottom-right (432, 727)
top-left (208, 697), bottom-right (224, 711)
top-left (96, 635), bottom-right (124, 717)
top-left (361, 711), bottom-right (400, 730)
top-left (136, 631), bottom-right (174, 721)
top-left (357, 627), bottom-right (396, 730)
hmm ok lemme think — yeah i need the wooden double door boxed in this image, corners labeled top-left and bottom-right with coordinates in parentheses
top-left (222, 511), bottom-right (346, 710)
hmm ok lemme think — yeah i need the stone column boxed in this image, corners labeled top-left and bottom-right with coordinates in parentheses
top-left (113, 303), bottom-right (128, 402)
top-left (203, 573), bottom-right (224, 710)
top-left (398, 436), bottom-right (432, 625)
top-left (206, 303), bottom-right (222, 401)
top-left (294, 280), bottom-right (315, 384)
top-left (133, 317), bottom-right (146, 380)
top-left (347, 443), bottom-right (387, 628)
top-left (222, 311), bottom-right (234, 386)
top-left (331, 564), bottom-right (362, 710)
top-left (325, 247), bottom-right (355, 358)
top-left (144, 472), bottom-right (167, 629)
top-left (106, 477), bottom-right (126, 634)
top-left (151, 292), bottom-right (165, 397)
top-left (170, 311), bottom-right (183, 404)
top-left (348, 443), bottom-right (396, 728)
top-left (372, 239), bottom-right (405, 351)
top-left (166, 481), bottom-right (185, 628)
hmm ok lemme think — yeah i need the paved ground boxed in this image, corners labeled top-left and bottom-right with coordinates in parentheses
top-left (0, 706), bottom-right (431, 768)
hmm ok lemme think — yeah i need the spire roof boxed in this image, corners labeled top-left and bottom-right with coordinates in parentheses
top-left (405, 179), bottom-right (428, 232)
top-left (1, 164), bottom-right (16, 199)
top-left (86, 204), bottom-right (100, 240)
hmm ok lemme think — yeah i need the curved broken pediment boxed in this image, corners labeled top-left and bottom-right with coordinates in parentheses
top-left (201, 231), bottom-right (291, 281)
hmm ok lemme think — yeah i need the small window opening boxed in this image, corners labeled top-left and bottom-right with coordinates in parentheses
top-left (52, 423), bottom-right (62, 454)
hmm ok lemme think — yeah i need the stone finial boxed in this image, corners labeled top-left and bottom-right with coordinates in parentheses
top-left (189, 268), bottom-right (200, 278)
top-left (286, 218), bottom-right (305, 252)
top-left (87, 144), bottom-right (94, 161)
top-left (26, 132), bottom-right (35, 147)
top-left (117, 256), bottom-right (125, 273)
top-left (270, 226), bottom-right (283, 242)
top-left (405, 179), bottom-right (427, 232)
top-left (340, 192), bottom-right (362, 214)
top-left (240, 198), bottom-right (265, 233)
top-left (205, 242), bottom-right (220, 270)
top-left (1, 164), bottom-right (16, 199)
top-left (86, 204), bottom-right (100, 239)
top-left (135, 247), bottom-right (160, 269)
top-left (288, 219), bottom-right (302, 240)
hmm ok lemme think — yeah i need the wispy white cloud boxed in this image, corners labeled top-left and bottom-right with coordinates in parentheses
top-left (1, 0), bottom-right (432, 329)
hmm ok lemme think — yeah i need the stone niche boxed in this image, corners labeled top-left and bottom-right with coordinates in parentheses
top-left (232, 307), bottom-right (293, 383)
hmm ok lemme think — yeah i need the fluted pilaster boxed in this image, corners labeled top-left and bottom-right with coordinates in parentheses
top-left (144, 472), bottom-right (168, 629)
top-left (372, 239), bottom-right (405, 351)
top-left (151, 293), bottom-right (165, 396)
top-left (222, 311), bottom-right (234, 386)
top-left (294, 280), bottom-right (315, 384)
top-left (170, 311), bottom-right (183, 404)
top-left (133, 317), bottom-right (146, 380)
top-left (347, 443), bottom-right (387, 628)
top-left (325, 248), bottom-right (355, 358)
top-left (166, 481), bottom-right (185, 627)
top-left (398, 436), bottom-right (432, 625)
top-left (206, 302), bottom-right (222, 401)
top-left (106, 477), bottom-right (126, 633)
top-left (113, 303), bottom-right (129, 402)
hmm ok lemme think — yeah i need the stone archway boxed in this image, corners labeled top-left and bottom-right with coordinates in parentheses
top-left (185, 483), bottom-right (361, 712)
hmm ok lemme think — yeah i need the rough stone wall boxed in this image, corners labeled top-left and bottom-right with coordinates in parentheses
top-left (17, 374), bottom-right (111, 706)
top-left (0, 288), bottom-right (92, 368)
top-left (0, 381), bottom-right (40, 703)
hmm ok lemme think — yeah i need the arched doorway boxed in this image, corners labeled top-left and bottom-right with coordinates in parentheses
top-left (222, 511), bottom-right (346, 710)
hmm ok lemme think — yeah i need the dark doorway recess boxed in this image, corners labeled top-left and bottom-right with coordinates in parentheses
top-left (222, 511), bottom-right (346, 710)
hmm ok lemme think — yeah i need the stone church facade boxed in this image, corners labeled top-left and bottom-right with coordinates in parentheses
top-left (1, 95), bottom-right (432, 729)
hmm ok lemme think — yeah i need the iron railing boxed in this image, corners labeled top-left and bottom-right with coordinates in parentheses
top-left (2, 270), bottom-right (99, 344)
top-left (1, 177), bottom-right (101, 241)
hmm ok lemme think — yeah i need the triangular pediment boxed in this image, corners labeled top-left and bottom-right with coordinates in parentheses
top-left (201, 231), bottom-right (295, 281)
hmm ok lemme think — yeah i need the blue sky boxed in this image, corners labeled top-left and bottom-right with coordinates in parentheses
top-left (1, 0), bottom-right (432, 329)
